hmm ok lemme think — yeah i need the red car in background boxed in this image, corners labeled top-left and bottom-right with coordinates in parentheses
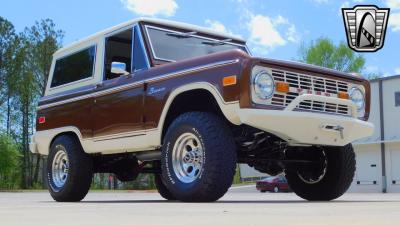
top-left (256, 176), bottom-right (291, 193)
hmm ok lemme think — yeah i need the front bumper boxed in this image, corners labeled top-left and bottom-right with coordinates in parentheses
top-left (238, 95), bottom-right (374, 146)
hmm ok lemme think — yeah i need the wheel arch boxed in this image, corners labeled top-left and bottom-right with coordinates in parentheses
top-left (33, 126), bottom-right (84, 155)
top-left (50, 131), bottom-right (81, 149)
top-left (157, 82), bottom-right (241, 144)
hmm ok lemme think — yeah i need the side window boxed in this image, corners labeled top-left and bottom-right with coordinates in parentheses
top-left (104, 29), bottom-right (133, 80)
top-left (51, 46), bottom-right (96, 88)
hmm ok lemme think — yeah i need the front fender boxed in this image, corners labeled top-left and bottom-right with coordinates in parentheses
top-left (154, 82), bottom-right (241, 145)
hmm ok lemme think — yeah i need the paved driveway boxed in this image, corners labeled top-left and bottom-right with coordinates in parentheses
top-left (1, 187), bottom-right (398, 225)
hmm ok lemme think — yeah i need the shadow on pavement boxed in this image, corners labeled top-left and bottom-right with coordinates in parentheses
top-left (40, 199), bottom-right (400, 204)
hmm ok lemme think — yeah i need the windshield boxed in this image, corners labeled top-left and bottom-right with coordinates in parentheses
top-left (145, 26), bottom-right (249, 62)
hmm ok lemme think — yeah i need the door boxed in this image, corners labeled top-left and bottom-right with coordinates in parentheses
top-left (91, 27), bottom-right (145, 140)
top-left (390, 149), bottom-right (400, 186)
top-left (91, 78), bottom-right (144, 139)
top-left (355, 149), bottom-right (380, 185)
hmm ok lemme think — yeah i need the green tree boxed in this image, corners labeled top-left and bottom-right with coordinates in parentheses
top-left (16, 19), bottom-right (64, 187)
top-left (366, 72), bottom-right (382, 80)
top-left (0, 133), bottom-right (21, 189)
top-left (299, 37), bottom-right (365, 73)
top-left (0, 17), bottom-right (17, 134)
top-left (0, 16), bottom-right (15, 101)
top-left (0, 17), bottom-right (64, 189)
top-left (10, 34), bottom-right (33, 188)
top-left (23, 19), bottom-right (64, 95)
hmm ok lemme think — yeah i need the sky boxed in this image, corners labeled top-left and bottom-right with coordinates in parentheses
top-left (1, 0), bottom-right (399, 76)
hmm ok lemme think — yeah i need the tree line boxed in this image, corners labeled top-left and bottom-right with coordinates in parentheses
top-left (0, 16), bottom-right (63, 189)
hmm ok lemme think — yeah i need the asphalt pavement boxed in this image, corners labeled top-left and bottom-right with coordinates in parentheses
top-left (1, 185), bottom-right (399, 225)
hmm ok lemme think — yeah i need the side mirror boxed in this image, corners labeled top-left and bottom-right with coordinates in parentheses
top-left (111, 62), bottom-right (129, 76)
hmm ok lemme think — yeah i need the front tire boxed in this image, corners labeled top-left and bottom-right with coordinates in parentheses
top-left (47, 135), bottom-right (93, 202)
top-left (285, 144), bottom-right (356, 201)
top-left (161, 112), bottom-right (237, 202)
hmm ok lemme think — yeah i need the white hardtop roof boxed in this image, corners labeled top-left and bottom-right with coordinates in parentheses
top-left (55, 17), bottom-right (246, 55)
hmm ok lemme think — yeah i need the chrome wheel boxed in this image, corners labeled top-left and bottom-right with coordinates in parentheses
top-left (172, 132), bottom-right (204, 183)
top-left (297, 150), bottom-right (327, 184)
top-left (52, 146), bottom-right (69, 189)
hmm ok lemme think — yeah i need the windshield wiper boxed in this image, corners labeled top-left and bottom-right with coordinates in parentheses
top-left (166, 31), bottom-right (197, 38)
top-left (202, 38), bottom-right (233, 46)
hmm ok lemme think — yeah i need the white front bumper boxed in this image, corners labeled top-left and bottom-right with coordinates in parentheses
top-left (239, 95), bottom-right (374, 146)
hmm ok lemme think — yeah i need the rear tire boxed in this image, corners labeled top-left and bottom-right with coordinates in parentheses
top-left (47, 135), bottom-right (93, 202)
top-left (285, 144), bottom-right (355, 201)
top-left (161, 112), bottom-right (237, 202)
top-left (154, 174), bottom-right (176, 200)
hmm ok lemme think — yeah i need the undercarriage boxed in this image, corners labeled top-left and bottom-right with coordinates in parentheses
top-left (233, 125), bottom-right (326, 177)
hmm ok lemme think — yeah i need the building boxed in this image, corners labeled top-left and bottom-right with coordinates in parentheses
top-left (240, 75), bottom-right (400, 192)
top-left (349, 75), bottom-right (400, 193)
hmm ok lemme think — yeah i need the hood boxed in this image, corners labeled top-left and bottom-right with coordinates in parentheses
top-left (252, 57), bottom-right (366, 82)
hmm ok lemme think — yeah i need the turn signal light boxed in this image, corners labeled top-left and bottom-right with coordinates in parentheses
top-left (275, 81), bottom-right (290, 93)
top-left (223, 75), bottom-right (237, 86)
top-left (338, 91), bottom-right (349, 99)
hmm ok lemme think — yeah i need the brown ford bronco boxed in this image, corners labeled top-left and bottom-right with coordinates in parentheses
top-left (30, 18), bottom-right (374, 202)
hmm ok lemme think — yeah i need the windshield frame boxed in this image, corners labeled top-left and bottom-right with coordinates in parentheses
top-left (142, 24), bottom-right (250, 64)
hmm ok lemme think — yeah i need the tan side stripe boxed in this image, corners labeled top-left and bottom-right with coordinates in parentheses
top-left (37, 59), bottom-right (240, 110)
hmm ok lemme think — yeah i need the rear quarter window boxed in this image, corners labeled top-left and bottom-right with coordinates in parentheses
top-left (50, 46), bottom-right (96, 88)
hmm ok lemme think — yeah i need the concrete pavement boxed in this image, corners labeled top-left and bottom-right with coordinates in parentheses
top-left (1, 187), bottom-right (399, 225)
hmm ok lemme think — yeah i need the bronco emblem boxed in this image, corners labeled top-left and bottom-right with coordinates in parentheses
top-left (342, 5), bottom-right (390, 52)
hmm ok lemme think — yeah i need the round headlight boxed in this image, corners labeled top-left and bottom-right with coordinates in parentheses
top-left (254, 71), bottom-right (275, 99)
top-left (349, 87), bottom-right (365, 110)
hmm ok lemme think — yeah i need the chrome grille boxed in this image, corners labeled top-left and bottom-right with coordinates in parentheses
top-left (271, 69), bottom-right (351, 116)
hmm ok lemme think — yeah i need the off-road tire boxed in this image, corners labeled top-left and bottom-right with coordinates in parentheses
top-left (161, 112), bottom-right (237, 202)
top-left (285, 144), bottom-right (356, 201)
top-left (154, 174), bottom-right (176, 200)
top-left (47, 135), bottom-right (93, 202)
